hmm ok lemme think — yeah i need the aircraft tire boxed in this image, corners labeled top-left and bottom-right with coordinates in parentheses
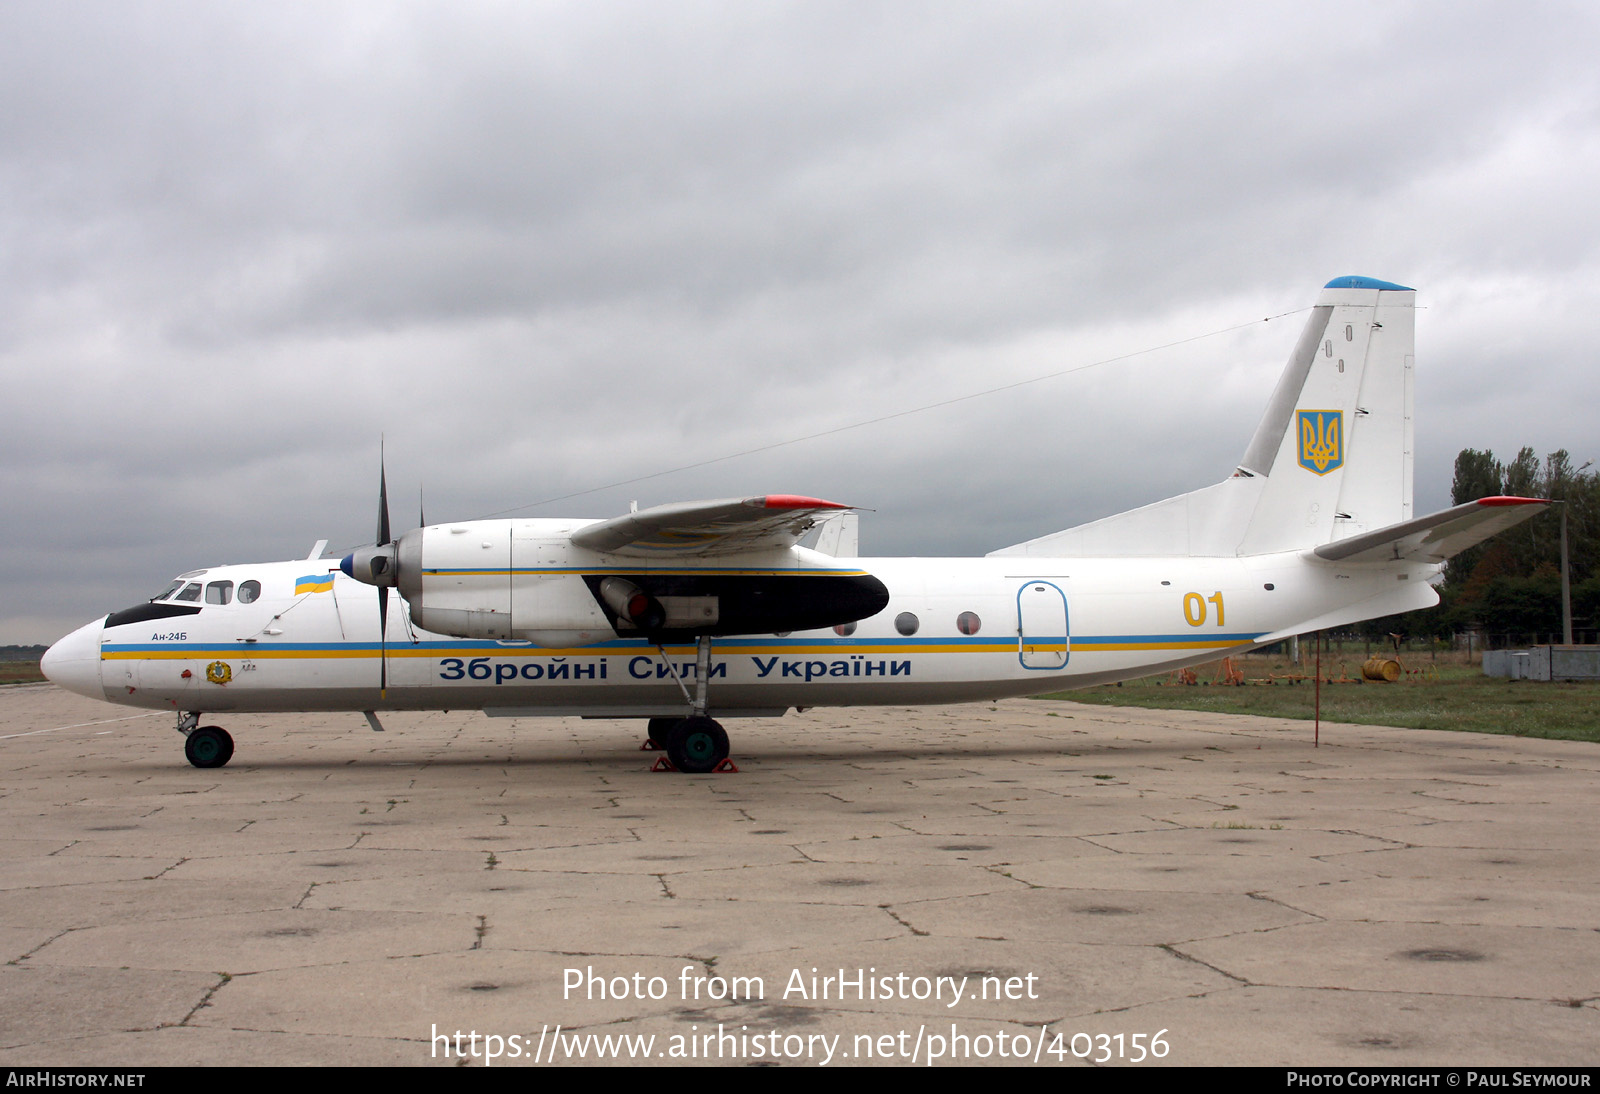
top-left (666, 717), bottom-right (728, 774)
top-left (646, 717), bottom-right (677, 748)
top-left (185, 726), bottom-right (234, 769)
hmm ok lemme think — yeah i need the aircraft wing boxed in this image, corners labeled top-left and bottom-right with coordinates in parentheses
top-left (1311, 496), bottom-right (1548, 564)
top-left (569, 495), bottom-right (853, 557)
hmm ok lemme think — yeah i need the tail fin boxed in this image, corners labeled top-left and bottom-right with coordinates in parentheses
top-left (991, 276), bottom-right (1416, 559)
top-left (1234, 276), bottom-right (1416, 553)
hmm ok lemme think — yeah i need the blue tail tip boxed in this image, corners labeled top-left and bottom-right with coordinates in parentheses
top-left (1325, 275), bottom-right (1414, 291)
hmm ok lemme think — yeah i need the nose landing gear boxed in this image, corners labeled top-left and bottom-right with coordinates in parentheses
top-left (177, 713), bottom-right (234, 768)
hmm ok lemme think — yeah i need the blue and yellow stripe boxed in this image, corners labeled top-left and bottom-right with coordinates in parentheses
top-left (100, 631), bottom-right (1263, 662)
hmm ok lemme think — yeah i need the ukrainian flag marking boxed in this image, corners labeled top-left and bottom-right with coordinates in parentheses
top-left (295, 573), bottom-right (336, 595)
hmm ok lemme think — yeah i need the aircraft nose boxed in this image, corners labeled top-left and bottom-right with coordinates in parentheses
top-left (41, 617), bottom-right (106, 700)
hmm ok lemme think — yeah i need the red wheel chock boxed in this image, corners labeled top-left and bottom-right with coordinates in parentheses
top-left (650, 757), bottom-right (739, 773)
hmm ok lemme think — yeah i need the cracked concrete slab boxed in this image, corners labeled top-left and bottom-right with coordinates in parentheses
top-left (472, 897), bottom-right (901, 958)
top-left (0, 684), bottom-right (1595, 1066)
top-left (0, 965), bottom-right (219, 1049)
top-left (1178, 921), bottom-right (1600, 999)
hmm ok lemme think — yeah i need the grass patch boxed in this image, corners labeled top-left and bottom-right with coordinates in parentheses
top-left (0, 662), bottom-right (45, 685)
top-left (1038, 653), bottom-right (1600, 743)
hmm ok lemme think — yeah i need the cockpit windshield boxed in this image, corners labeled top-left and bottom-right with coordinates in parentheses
top-left (149, 575), bottom-right (261, 606)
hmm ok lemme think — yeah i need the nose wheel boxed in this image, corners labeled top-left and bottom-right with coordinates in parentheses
top-left (183, 725), bottom-right (234, 769)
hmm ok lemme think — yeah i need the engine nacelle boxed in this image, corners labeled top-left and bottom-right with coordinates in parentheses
top-left (345, 518), bottom-right (887, 645)
top-left (391, 522), bottom-right (620, 647)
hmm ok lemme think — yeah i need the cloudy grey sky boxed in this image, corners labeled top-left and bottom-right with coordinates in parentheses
top-left (4, 1), bottom-right (1597, 645)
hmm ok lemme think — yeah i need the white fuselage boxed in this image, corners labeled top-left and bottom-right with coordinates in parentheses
top-left (44, 543), bottom-right (1437, 720)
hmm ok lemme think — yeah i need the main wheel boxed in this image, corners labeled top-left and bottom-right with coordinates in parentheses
top-left (646, 717), bottom-right (677, 748)
top-left (185, 726), bottom-right (234, 769)
top-left (666, 716), bottom-right (729, 774)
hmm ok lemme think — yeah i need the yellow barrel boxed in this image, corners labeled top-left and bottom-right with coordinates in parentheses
top-left (1361, 657), bottom-right (1401, 682)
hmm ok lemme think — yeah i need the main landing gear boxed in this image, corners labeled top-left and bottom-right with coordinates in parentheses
top-left (176, 711), bottom-right (234, 769)
top-left (646, 637), bottom-right (735, 773)
top-left (651, 715), bottom-right (730, 774)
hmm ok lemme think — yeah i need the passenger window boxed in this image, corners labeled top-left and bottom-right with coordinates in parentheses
top-left (237, 580), bottom-right (262, 604)
top-left (205, 581), bottom-right (234, 605)
top-left (895, 612), bottom-right (919, 636)
top-left (174, 583), bottom-right (202, 602)
top-left (956, 611), bottom-right (981, 635)
top-left (834, 622), bottom-right (857, 637)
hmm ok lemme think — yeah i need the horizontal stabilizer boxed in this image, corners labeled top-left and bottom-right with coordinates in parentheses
top-left (570, 495), bottom-right (852, 556)
top-left (1311, 496), bottom-right (1548, 564)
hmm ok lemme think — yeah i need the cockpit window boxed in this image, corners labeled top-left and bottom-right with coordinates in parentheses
top-left (174, 582), bottom-right (203, 602)
top-left (237, 580), bottom-right (262, 604)
top-left (205, 581), bottom-right (234, 605)
top-left (154, 580), bottom-right (184, 602)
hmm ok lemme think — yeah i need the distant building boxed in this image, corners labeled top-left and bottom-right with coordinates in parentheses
top-left (1482, 646), bottom-right (1600, 681)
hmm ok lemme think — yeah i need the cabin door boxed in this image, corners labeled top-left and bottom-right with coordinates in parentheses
top-left (1016, 581), bottom-right (1069, 670)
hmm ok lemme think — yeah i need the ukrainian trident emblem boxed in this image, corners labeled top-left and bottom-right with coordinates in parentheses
top-left (1297, 410), bottom-right (1343, 475)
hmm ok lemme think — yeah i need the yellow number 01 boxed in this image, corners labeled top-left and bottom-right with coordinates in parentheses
top-left (1183, 591), bottom-right (1226, 627)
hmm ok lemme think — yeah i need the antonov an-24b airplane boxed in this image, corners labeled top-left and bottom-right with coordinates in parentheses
top-left (43, 278), bottom-right (1545, 772)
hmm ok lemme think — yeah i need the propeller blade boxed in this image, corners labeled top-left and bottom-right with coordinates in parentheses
top-left (377, 443), bottom-right (391, 697)
top-left (377, 445), bottom-right (392, 547)
top-left (378, 586), bottom-right (389, 696)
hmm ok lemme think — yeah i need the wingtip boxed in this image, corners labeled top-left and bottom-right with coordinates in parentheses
top-left (755, 494), bottom-right (851, 510)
